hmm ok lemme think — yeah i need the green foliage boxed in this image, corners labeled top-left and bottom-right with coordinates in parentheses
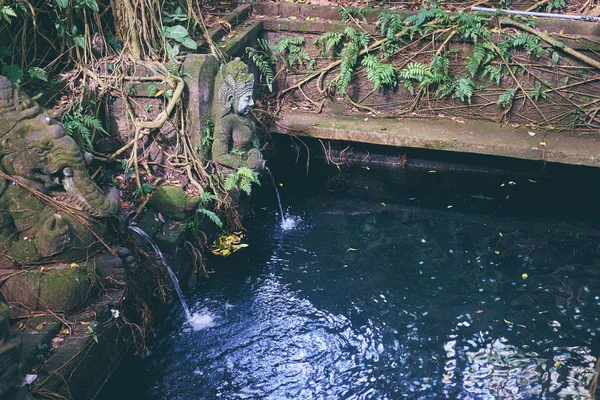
top-left (0, 5), bottom-right (16, 22)
top-left (276, 35), bottom-right (315, 69)
top-left (545, 0), bottom-right (566, 12)
top-left (1, 64), bottom-right (23, 83)
top-left (466, 42), bottom-right (495, 77)
top-left (404, 7), bottom-right (436, 29)
top-left (455, 12), bottom-right (491, 42)
top-left (134, 183), bottom-right (154, 197)
top-left (161, 25), bottom-right (197, 50)
top-left (378, 12), bottom-right (403, 39)
top-left (201, 119), bottom-right (214, 149)
top-left (224, 167), bottom-right (261, 196)
top-left (499, 33), bottom-right (544, 58)
top-left (314, 32), bottom-right (344, 57)
top-left (339, 6), bottom-right (366, 22)
top-left (62, 106), bottom-right (108, 151)
top-left (196, 207), bottom-right (223, 228)
top-left (530, 82), bottom-right (548, 101)
top-left (497, 88), bottom-right (516, 108)
top-left (453, 76), bottom-right (475, 104)
top-left (362, 54), bottom-right (398, 91)
top-left (246, 39), bottom-right (277, 91)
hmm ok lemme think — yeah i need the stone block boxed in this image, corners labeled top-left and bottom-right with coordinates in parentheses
top-left (182, 54), bottom-right (220, 154)
top-left (155, 220), bottom-right (189, 253)
top-left (147, 185), bottom-right (201, 221)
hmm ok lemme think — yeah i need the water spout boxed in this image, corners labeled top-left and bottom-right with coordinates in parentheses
top-left (128, 225), bottom-right (192, 320)
top-left (265, 166), bottom-right (296, 231)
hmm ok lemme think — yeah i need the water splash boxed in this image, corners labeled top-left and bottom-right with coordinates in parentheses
top-left (265, 166), bottom-right (296, 231)
top-left (129, 225), bottom-right (192, 320)
top-left (185, 310), bottom-right (216, 332)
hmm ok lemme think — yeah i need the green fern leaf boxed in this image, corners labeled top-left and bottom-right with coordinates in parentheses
top-left (196, 207), bottom-right (223, 228)
top-left (497, 88), bottom-right (516, 108)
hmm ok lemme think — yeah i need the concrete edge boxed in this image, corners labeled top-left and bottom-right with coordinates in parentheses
top-left (274, 111), bottom-right (600, 167)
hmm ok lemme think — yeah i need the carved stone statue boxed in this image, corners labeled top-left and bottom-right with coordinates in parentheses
top-left (0, 75), bottom-right (134, 315)
top-left (212, 58), bottom-right (265, 172)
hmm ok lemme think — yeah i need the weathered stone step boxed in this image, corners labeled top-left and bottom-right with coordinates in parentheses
top-left (275, 111), bottom-right (600, 167)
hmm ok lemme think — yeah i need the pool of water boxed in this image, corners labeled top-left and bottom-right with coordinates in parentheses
top-left (100, 157), bottom-right (600, 399)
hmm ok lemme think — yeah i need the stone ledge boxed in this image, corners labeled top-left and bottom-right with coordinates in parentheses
top-left (275, 111), bottom-right (600, 167)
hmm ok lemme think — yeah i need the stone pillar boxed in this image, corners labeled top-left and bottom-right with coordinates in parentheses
top-left (182, 54), bottom-right (221, 157)
top-left (0, 301), bottom-right (22, 396)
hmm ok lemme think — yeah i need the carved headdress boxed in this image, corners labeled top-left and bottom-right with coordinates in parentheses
top-left (216, 58), bottom-right (254, 117)
top-left (0, 75), bottom-right (41, 139)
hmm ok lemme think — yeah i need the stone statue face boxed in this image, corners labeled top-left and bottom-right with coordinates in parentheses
top-left (234, 91), bottom-right (254, 115)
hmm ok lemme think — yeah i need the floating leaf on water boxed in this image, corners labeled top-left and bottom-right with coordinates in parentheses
top-left (476, 310), bottom-right (483, 313)
top-left (504, 318), bottom-right (513, 324)
top-left (447, 205), bottom-right (453, 208)
top-left (517, 324), bottom-right (527, 328)
top-left (500, 183), bottom-right (505, 187)
top-left (432, 355), bottom-right (438, 360)
top-left (428, 170), bottom-right (437, 173)
top-left (494, 250), bottom-right (500, 255)
top-left (522, 273), bottom-right (528, 280)
top-left (419, 270), bottom-right (423, 274)
top-left (499, 232), bottom-right (503, 237)
top-left (528, 179), bottom-right (537, 183)
top-left (347, 248), bottom-right (358, 251)
top-left (381, 202), bottom-right (386, 207)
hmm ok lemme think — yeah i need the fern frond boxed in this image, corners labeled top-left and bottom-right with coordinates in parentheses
top-left (497, 88), bottom-right (516, 108)
top-left (453, 76), bottom-right (475, 104)
top-left (196, 207), bottom-right (223, 228)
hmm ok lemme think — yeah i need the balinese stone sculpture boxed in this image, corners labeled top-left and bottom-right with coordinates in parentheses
top-left (0, 75), bottom-right (133, 315)
top-left (212, 58), bottom-right (265, 172)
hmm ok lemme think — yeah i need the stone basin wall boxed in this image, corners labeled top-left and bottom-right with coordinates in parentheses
top-left (251, 2), bottom-right (600, 130)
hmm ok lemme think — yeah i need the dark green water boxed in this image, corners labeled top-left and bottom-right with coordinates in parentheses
top-left (100, 157), bottom-right (600, 399)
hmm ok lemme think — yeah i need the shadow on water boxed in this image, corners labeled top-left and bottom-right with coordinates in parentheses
top-left (99, 148), bottom-right (600, 400)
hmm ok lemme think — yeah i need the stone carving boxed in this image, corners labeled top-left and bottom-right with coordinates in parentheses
top-left (0, 75), bottom-right (133, 315)
top-left (212, 58), bottom-right (265, 172)
top-left (0, 301), bottom-right (22, 396)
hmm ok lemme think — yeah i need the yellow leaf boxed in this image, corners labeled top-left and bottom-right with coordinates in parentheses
top-left (154, 90), bottom-right (164, 97)
top-left (419, 270), bottom-right (423, 274)
top-left (380, 202), bottom-right (386, 207)
top-left (431, 355), bottom-right (438, 360)
top-left (347, 248), bottom-right (358, 251)
top-left (554, 361), bottom-right (562, 367)
top-left (500, 183), bottom-right (505, 187)
top-left (70, 262), bottom-right (79, 269)
top-left (279, 183), bottom-right (283, 187)
top-left (521, 273), bottom-right (528, 279)
top-left (60, 328), bottom-right (70, 335)
top-left (428, 170), bottom-right (437, 173)
top-left (361, 166), bottom-right (370, 170)
top-left (364, 117), bottom-right (369, 121)
top-left (35, 323), bottom-right (46, 331)
top-left (289, 16), bottom-right (297, 20)
top-left (222, 249), bottom-right (231, 256)
top-left (528, 131), bottom-right (536, 136)
top-left (504, 318), bottom-right (513, 325)
top-left (528, 179), bottom-right (537, 183)
top-left (447, 205), bottom-right (453, 209)
top-left (539, 141), bottom-right (546, 146)
top-left (499, 232), bottom-right (503, 237)
top-left (494, 250), bottom-right (500, 255)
